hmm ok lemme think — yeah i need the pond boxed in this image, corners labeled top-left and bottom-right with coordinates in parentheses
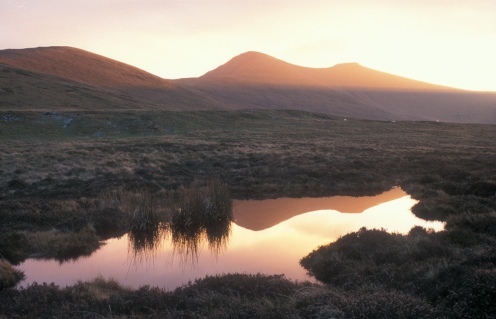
top-left (18, 187), bottom-right (444, 290)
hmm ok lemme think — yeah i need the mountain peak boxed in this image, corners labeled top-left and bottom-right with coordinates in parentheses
top-left (201, 51), bottom-right (298, 83)
top-left (200, 52), bottom-right (454, 91)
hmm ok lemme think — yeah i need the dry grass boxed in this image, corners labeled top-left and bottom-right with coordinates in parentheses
top-left (26, 224), bottom-right (102, 262)
top-left (0, 258), bottom-right (25, 289)
top-left (2, 109), bottom-right (494, 201)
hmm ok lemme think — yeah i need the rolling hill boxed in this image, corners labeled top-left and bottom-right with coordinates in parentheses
top-left (0, 46), bottom-right (224, 110)
top-left (1, 46), bottom-right (496, 123)
top-left (0, 63), bottom-right (161, 110)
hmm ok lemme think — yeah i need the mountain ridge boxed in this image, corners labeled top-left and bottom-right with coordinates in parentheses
top-left (1, 46), bottom-right (495, 124)
top-left (197, 51), bottom-right (456, 91)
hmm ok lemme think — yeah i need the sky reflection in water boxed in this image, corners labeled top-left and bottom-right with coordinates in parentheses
top-left (19, 189), bottom-right (444, 289)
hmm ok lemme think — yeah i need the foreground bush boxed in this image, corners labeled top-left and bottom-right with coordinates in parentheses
top-left (25, 224), bottom-right (102, 262)
top-left (0, 273), bottom-right (443, 318)
top-left (300, 226), bottom-right (496, 318)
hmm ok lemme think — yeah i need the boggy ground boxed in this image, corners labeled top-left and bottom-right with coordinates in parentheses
top-left (1, 109), bottom-right (496, 318)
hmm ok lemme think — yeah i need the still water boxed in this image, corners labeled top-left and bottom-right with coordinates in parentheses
top-left (19, 188), bottom-right (444, 289)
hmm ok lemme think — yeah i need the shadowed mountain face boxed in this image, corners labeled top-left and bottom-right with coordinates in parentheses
top-left (178, 51), bottom-right (496, 123)
top-left (1, 47), bottom-right (495, 123)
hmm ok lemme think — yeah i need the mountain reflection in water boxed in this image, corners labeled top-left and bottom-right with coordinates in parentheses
top-left (18, 188), bottom-right (444, 289)
top-left (233, 187), bottom-right (408, 231)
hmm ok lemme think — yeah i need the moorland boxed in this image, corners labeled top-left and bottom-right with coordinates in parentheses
top-left (1, 109), bottom-right (495, 318)
top-left (1, 47), bottom-right (495, 318)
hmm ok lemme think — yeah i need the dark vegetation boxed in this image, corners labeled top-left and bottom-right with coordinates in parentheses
top-left (1, 109), bottom-right (495, 317)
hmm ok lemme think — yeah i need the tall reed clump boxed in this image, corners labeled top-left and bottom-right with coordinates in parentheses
top-left (171, 179), bottom-right (233, 259)
top-left (173, 179), bottom-right (233, 228)
top-left (119, 190), bottom-right (169, 255)
top-left (98, 188), bottom-right (169, 256)
top-left (99, 188), bottom-right (168, 233)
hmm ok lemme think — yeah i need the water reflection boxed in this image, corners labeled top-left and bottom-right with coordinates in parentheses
top-left (169, 217), bottom-right (231, 268)
top-left (126, 179), bottom-right (233, 267)
top-left (127, 215), bottom-right (232, 268)
top-left (128, 218), bottom-right (232, 267)
top-left (127, 222), bottom-right (169, 266)
top-left (234, 187), bottom-right (408, 230)
top-left (18, 189), bottom-right (444, 290)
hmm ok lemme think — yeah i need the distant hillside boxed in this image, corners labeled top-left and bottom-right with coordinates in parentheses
top-left (0, 46), bottom-right (175, 90)
top-left (178, 51), bottom-right (496, 124)
top-left (0, 63), bottom-right (156, 110)
top-left (0, 46), bottom-right (224, 110)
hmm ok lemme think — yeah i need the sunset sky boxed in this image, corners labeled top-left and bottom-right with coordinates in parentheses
top-left (1, 0), bottom-right (495, 91)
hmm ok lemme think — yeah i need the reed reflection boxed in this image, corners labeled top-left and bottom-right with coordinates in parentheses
top-left (127, 179), bottom-right (233, 267)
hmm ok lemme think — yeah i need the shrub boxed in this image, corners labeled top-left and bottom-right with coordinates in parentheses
top-left (445, 212), bottom-right (496, 237)
top-left (0, 258), bottom-right (25, 289)
top-left (26, 224), bottom-right (101, 262)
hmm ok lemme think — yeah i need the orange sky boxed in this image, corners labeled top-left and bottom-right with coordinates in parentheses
top-left (1, 0), bottom-right (495, 91)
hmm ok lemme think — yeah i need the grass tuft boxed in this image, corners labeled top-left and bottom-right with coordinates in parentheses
top-left (0, 258), bottom-right (25, 289)
top-left (26, 224), bottom-right (102, 262)
top-left (171, 179), bottom-right (232, 262)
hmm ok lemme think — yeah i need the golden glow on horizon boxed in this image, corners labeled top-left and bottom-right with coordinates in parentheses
top-left (1, 1), bottom-right (495, 91)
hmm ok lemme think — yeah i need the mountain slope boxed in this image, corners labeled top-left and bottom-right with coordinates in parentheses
top-left (0, 46), bottom-right (174, 90)
top-left (0, 46), bottom-right (224, 110)
top-left (178, 51), bottom-right (496, 123)
top-left (0, 63), bottom-right (160, 110)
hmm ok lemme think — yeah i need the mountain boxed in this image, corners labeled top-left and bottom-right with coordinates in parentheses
top-left (1, 47), bottom-right (495, 124)
top-left (178, 52), bottom-right (496, 124)
top-left (0, 46), bottom-right (175, 90)
top-left (0, 63), bottom-right (158, 110)
top-left (199, 51), bottom-right (452, 91)
top-left (0, 46), bottom-right (223, 110)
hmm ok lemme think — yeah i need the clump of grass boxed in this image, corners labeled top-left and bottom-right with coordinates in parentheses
top-left (99, 188), bottom-right (169, 232)
top-left (70, 275), bottom-right (128, 301)
top-left (0, 231), bottom-right (28, 265)
top-left (98, 182), bottom-right (232, 266)
top-left (26, 224), bottom-right (101, 262)
top-left (122, 191), bottom-right (159, 231)
top-left (172, 178), bottom-right (232, 228)
top-left (0, 258), bottom-right (25, 289)
top-left (99, 188), bottom-right (171, 261)
top-left (171, 179), bottom-right (233, 262)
